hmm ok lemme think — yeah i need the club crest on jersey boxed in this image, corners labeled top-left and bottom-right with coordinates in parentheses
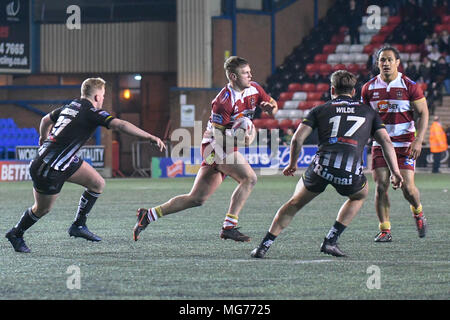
top-left (396, 90), bottom-right (403, 99)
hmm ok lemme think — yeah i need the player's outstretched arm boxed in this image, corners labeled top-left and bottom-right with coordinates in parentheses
top-left (374, 128), bottom-right (403, 189)
top-left (283, 124), bottom-right (312, 176)
top-left (109, 118), bottom-right (166, 152)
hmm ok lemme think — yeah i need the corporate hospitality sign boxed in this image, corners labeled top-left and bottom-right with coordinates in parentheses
top-left (0, 0), bottom-right (32, 73)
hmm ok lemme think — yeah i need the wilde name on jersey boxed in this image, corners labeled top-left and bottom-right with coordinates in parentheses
top-left (313, 163), bottom-right (353, 185)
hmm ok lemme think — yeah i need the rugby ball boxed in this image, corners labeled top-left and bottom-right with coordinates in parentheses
top-left (232, 116), bottom-right (256, 145)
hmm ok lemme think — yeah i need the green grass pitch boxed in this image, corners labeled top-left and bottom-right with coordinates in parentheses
top-left (0, 173), bottom-right (449, 300)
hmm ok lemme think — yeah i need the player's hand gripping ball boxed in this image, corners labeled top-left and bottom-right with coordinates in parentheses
top-left (231, 116), bottom-right (256, 146)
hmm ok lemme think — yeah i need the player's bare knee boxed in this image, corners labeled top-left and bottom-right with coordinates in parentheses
top-left (243, 172), bottom-right (257, 188)
top-left (190, 197), bottom-right (207, 207)
top-left (91, 177), bottom-right (105, 193)
top-left (375, 182), bottom-right (389, 195)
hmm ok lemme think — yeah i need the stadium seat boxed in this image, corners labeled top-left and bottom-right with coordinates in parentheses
top-left (336, 44), bottom-right (350, 53)
top-left (278, 119), bottom-right (293, 130)
top-left (301, 83), bottom-right (316, 92)
top-left (252, 119), bottom-right (265, 129)
top-left (410, 53), bottom-right (421, 61)
top-left (274, 110), bottom-right (290, 119)
top-left (314, 54), bottom-right (328, 63)
top-left (319, 64), bottom-right (332, 76)
top-left (307, 92), bottom-right (323, 101)
top-left (363, 44), bottom-right (376, 54)
top-left (371, 34), bottom-right (386, 45)
top-left (283, 100), bottom-right (300, 109)
top-left (404, 44), bottom-right (418, 53)
top-left (279, 92), bottom-right (294, 101)
top-left (434, 24), bottom-right (446, 34)
top-left (288, 83), bottom-right (302, 92)
top-left (354, 53), bottom-right (369, 64)
top-left (305, 63), bottom-right (320, 76)
top-left (327, 53), bottom-right (341, 65)
top-left (276, 101), bottom-right (285, 109)
top-left (400, 53), bottom-right (410, 61)
top-left (298, 101), bottom-right (312, 110)
top-left (292, 92), bottom-right (307, 101)
top-left (349, 44), bottom-right (364, 53)
top-left (323, 44), bottom-right (337, 54)
top-left (340, 53), bottom-right (353, 64)
top-left (264, 119), bottom-right (280, 130)
top-left (316, 83), bottom-right (330, 92)
top-left (332, 63), bottom-right (346, 72)
top-left (442, 15), bottom-right (450, 24)
top-left (288, 110), bottom-right (303, 119)
top-left (393, 44), bottom-right (404, 52)
top-left (346, 63), bottom-right (360, 74)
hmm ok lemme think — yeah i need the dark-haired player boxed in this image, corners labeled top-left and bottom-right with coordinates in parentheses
top-left (361, 46), bottom-right (429, 242)
top-left (251, 70), bottom-right (403, 258)
top-left (5, 77), bottom-right (166, 253)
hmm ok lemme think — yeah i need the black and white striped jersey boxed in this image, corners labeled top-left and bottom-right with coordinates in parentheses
top-left (302, 95), bottom-right (385, 175)
top-left (37, 99), bottom-right (114, 171)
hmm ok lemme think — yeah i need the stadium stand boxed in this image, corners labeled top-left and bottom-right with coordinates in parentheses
top-left (0, 118), bottom-right (39, 159)
top-left (260, 0), bottom-right (450, 145)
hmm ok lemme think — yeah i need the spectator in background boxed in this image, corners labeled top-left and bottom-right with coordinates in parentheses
top-left (426, 81), bottom-right (443, 115)
top-left (420, 37), bottom-right (433, 59)
top-left (433, 56), bottom-right (450, 91)
top-left (347, 0), bottom-right (362, 45)
top-left (282, 128), bottom-right (294, 146)
top-left (418, 56), bottom-right (432, 83)
top-left (428, 45), bottom-right (442, 62)
top-left (438, 30), bottom-right (450, 54)
top-left (405, 61), bottom-right (419, 81)
top-left (429, 116), bottom-right (448, 173)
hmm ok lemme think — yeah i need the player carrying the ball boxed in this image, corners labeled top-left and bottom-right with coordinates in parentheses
top-left (133, 56), bottom-right (277, 242)
top-left (251, 70), bottom-right (403, 258)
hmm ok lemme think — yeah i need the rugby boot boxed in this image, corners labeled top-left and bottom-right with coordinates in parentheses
top-left (68, 224), bottom-right (102, 242)
top-left (413, 212), bottom-right (427, 238)
top-left (133, 208), bottom-right (150, 241)
top-left (250, 245), bottom-right (269, 258)
top-left (220, 227), bottom-right (250, 242)
top-left (320, 239), bottom-right (347, 257)
top-left (374, 230), bottom-right (392, 242)
top-left (5, 228), bottom-right (31, 253)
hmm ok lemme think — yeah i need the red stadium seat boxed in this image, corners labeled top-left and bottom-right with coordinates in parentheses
top-left (371, 34), bottom-right (386, 45)
top-left (278, 119), bottom-right (293, 130)
top-left (404, 44), bottom-right (418, 53)
top-left (307, 92), bottom-right (323, 101)
top-left (393, 44), bottom-right (404, 52)
top-left (264, 119), bottom-right (280, 130)
top-left (363, 44), bottom-right (375, 54)
top-left (346, 63), bottom-right (360, 74)
top-left (442, 15), bottom-right (450, 24)
top-left (305, 63), bottom-right (321, 76)
top-left (301, 83), bottom-right (316, 92)
top-left (316, 83), bottom-right (330, 92)
top-left (309, 100), bottom-right (324, 109)
top-left (279, 92), bottom-right (294, 101)
top-left (332, 63), bottom-right (346, 72)
top-left (331, 34), bottom-right (345, 44)
top-left (319, 64), bottom-right (332, 76)
top-left (323, 44), bottom-right (337, 54)
top-left (287, 83), bottom-right (302, 92)
top-left (297, 101), bottom-right (311, 110)
top-left (314, 54), bottom-right (329, 63)
top-left (380, 24), bottom-right (395, 35)
top-left (252, 119), bottom-right (265, 129)
top-left (276, 100), bottom-right (285, 109)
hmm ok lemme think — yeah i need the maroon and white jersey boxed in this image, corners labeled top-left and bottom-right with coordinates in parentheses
top-left (202, 81), bottom-right (271, 144)
top-left (361, 72), bottom-right (424, 148)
